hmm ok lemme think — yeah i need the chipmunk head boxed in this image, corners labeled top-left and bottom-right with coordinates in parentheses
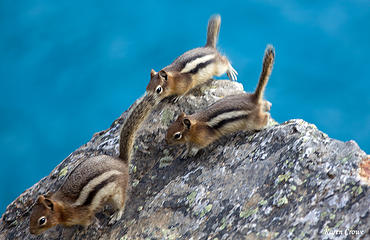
top-left (166, 112), bottom-right (193, 145)
top-left (29, 195), bottom-right (59, 235)
top-left (146, 69), bottom-right (170, 100)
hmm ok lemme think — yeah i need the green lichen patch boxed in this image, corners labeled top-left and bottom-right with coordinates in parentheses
top-left (219, 217), bottom-right (227, 230)
top-left (132, 179), bottom-right (139, 187)
top-left (240, 207), bottom-right (259, 219)
top-left (352, 186), bottom-right (363, 196)
top-left (322, 225), bottom-right (331, 235)
top-left (58, 166), bottom-right (68, 177)
top-left (288, 161), bottom-right (295, 168)
top-left (258, 199), bottom-right (268, 206)
top-left (159, 156), bottom-right (174, 168)
top-left (160, 228), bottom-right (178, 240)
top-left (277, 172), bottom-right (291, 183)
top-left (277, 196), bottom-right (288, 207)
top-left (187, 191), bottom-right (197, 206)
top-left (160, 109), bottom-right (175, 126)
top-left (334, 220), bottom-right (344, 228)
top-left (320, 211), bottom-right (328, 219)
top-left (200, 204), bottom-right (213, 218)
top-left (290, 185), bottom-right (297, 191)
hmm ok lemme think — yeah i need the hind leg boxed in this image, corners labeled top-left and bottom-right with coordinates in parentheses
top-left (260, 112), bottom-right (270, 128)
top-left (254, 111), bottom-right (270, 130)
top-left (108, 186), bottom-right (127, 225)
top-left (263, 100), bottom-right (272, 112)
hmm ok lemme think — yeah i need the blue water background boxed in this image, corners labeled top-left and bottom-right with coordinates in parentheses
top-left (0, 0), bottom-right (369, 213)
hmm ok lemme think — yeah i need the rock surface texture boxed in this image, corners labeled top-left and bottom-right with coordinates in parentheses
top-left (0, 80), bottom-right (369, 240)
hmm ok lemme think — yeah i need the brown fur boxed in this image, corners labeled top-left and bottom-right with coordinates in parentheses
top-left (30, 155), bottom-right (129, 235)
top-left (253, 45), bottom-right (275, 103)
top-left (206, 14), bottom-right (221, 48)
top-left (146, 14), bottom-right (237, 101)
top-left (30, 79), bottom-right (157, 236)
top-left (166, 45), bottom-right (275, 154)
top-left (119, 93), bottom-right (157, 163)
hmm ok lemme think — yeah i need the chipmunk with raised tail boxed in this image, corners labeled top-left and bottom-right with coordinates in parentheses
top-left (146, 14), bottom-right (237, 102)
top-left (29, 94), bottom-right (157, 235)
top-left (166, 45), bottom-right (275, 156)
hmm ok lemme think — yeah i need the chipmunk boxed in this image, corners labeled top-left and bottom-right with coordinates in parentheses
top-left (166, 45), bottom-right (275, 156)
top-left (146, 14), bottom-right (237, 102)
top-left (29, 94), bottom-right (157, 235)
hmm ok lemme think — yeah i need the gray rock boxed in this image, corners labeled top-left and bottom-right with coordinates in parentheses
top-left (0, 80), bottom-right (369, 240)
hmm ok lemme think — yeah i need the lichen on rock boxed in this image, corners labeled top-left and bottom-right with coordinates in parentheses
top-left (0, 80), bottom-right (368, 240)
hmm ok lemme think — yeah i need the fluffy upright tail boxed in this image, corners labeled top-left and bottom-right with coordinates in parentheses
top-left (205, 14), bottom-right (221, 48)
top-left (254, 45), bottom-right (275, 103)
top-left (119, 93), bottom-right (156, 164)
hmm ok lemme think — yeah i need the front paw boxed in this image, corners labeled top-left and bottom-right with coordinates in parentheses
top-left (188, 147), bottom-right (200, 157)
top-left (227, 64), bottom-right (238, 81)
top-left (108, 210), bottom-right (123, 226)
top-left (180, 149), bottom-right (189, 159)
top-left (172, 95), bottom-right (183, 103)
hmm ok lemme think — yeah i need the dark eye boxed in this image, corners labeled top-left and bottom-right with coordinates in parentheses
top-left (173, 132), bottom-right (182, 140)
top-left (156, 85), bottom-right (162, 94)
top-left (38, 216), bottom-right (47, 226)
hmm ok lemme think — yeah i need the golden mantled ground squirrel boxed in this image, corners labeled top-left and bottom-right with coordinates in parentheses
top-left (166, 45), bottom-right (275, 156)
top-left (146, 14), bottom-right (238, 101)
top-left (29, 94), bottom-right (157, 235)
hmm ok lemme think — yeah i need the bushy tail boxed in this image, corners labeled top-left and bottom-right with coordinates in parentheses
top-left (254, 45), bottom-right (275, 103)
top-left (119, 93), bottom-right (156, 164)
top-left (205, 14), bottom-right (221, 48)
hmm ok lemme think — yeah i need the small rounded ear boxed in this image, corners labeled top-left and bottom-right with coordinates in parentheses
top-left (37, 195), bottom-right (45, 203)
top-left (159, 70), bottom-right (168, 81)
top-left (150, 69), bottom-right (157, 78)
top-left (179, 112), bottom-right (186, 118)
top-left (183, 118), bottom-right (191, 129)
top-left (40, 195), bottom-right (54, 211)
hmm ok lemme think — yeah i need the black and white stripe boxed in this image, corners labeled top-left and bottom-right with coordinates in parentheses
top-left (180, 54), bottom-right (216, 74)
top-left (208, 110), bottom-right (251, 130)
top-left (72, 170), bottom-right (122, 207)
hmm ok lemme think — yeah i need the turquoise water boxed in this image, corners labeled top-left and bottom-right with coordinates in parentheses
top-left (0, 1), bottom-right (369, 214)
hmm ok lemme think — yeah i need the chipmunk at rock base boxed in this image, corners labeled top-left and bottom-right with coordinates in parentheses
top-left (29, 94), bottom-right (157, 235)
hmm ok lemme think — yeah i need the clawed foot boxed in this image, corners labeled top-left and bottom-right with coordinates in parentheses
top-left (172, 95), bottom-right (183, 103)
top-left (227, 64), bottom-right (238, 81)
top-left (108, 209), bottom-right (123, 225)
top-left (180, 147), bottom-right (199, 159)
top-left (264, 101), bottom-right (272, 112)
top-left (180, 149), bottom-right (189, 159)
top-left (188, 147), bottom-right (200, 157)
